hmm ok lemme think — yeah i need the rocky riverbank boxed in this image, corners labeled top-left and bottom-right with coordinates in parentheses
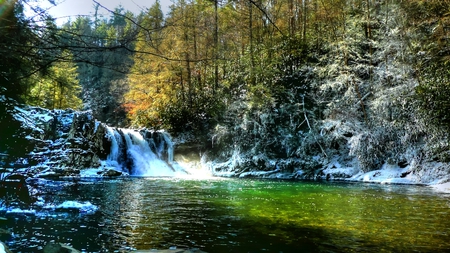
top-left (0, 101), bottom-right (179, 179)
top-left (201, 104), bottom-right (450, 192)
top-left (0, 97), bottom-right (113, 178)
top-left (1, 99), bottom-right (450, 195)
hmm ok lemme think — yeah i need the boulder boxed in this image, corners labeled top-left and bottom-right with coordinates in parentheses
top-left (102, 169), bottom-right (122, 177)
top-left (43, 242), bottom-right (81, 253)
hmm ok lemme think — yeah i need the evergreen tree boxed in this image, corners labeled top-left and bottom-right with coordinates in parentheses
top-left (60, 9), bottom-right (138, 125)
top-left (27, 50), bottom-right (83, 110)
top-left (0, 0), bottom-right (61, 159)
top-left (0, 0), bottom-right (57, 100)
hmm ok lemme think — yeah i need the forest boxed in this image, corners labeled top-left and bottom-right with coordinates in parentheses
top-left (1, 0), bottom-right (450, 176)
top-left (1, 0), bottom-right (450, 252)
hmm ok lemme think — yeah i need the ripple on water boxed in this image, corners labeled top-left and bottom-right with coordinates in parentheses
top-left (2, 178), bottom-right (450, 253)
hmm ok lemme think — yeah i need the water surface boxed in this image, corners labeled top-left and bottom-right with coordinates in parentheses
top-left (1, 178), bottom-right (450, 252)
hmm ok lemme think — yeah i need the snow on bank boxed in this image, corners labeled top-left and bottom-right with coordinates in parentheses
top-left (348, 163), bottom-right (416, 185)
top-left (5, 208), bottom-right (36, 214)
top-left (238, 169), bottom-right (293, 179)
top-left (0, 201), bottom-right (98, 217)
top-left (312, 159), bottom-right (450, 193)
top-left (206, 151), bottom-right (450, 193)
top-left (48, 201), bottom-right (98, 213)
top-left (0, 243), bottom-right (7, 253)
top-left (431, 182), bottom-right (450, 193)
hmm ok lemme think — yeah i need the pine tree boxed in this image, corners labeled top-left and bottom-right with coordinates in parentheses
top-left (27, 50), bottom-right (83, 110)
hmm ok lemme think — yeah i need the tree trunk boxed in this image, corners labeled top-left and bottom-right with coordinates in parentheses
top-left (249, 1), bottom-right (256, 86)
top-left (302, 0), bottom-right (307, 42)
top-left (289, 0), bottom-right (295, 37)
top-left (214, 0), bottom-right (219, 94)
top-left (186, 53), bottom-right (192, 107)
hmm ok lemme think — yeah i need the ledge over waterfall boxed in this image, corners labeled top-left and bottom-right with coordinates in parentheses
top-left (0, 102), bottom-right (196, 178)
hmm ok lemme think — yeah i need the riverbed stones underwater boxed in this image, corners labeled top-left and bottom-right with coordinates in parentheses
top-left (0, 241), bottom-right (207, 253)
top-left (42, 242), bottom-right (81, 253)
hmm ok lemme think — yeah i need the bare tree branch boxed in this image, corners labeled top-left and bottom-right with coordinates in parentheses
top-left (247, 0), bottom-right (285, 37)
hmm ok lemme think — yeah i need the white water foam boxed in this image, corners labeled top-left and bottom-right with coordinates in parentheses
top-left (106, 126), bottom-right (121, 162)
top-left (5, 208), bottom-right (36, 214)
top-left (120, 129), bottom-right (177, 177)
top-left (44, 200), bottom-right (98, 213)
top-left (103, 127), bottom-right (213, 178)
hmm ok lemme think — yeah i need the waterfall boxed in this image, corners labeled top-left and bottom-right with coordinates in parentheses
top-left (162, 133), bottom-right (174, 164)
top-left (106, 127), bottom-right (122, 162)
top-left (105, 127), bottom-right (180, 177)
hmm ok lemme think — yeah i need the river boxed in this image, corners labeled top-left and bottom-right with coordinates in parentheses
top-left (1, 178), bottom-right (449, 252)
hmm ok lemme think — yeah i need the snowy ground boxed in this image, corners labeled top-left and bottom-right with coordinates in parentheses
top-left (315, 159), bottom-right (450, 193)
top-left (4, 105), bottom-right (449, 194)
top-left (431, 182), bottom-right (450, 193)
top-left (206, 155), bottom-right (450, 193)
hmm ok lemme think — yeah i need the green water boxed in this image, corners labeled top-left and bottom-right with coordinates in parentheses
top-left (3, 178), bottom-right (450, 252)
top-left (214, 179), bottom-right (450, 252)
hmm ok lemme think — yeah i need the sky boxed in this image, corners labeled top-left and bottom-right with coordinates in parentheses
top-left (39, 0), bottom-right (171, 24)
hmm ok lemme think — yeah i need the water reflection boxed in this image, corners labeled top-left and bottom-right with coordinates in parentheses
top-left (1, 178), bottom-right (450, 252)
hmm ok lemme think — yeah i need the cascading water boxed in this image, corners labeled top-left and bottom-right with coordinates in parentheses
top-left (105, 127), bottom-right (181, 177)
top-left (105, 127), bottom-right (122, 162)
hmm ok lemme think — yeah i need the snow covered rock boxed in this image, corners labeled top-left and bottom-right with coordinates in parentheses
top-left (1, 103), bottom-right (181, 178)
top-left (0, 241), bottom-right (13, 253)
top-left (0, 104), bottom-right (111, 177)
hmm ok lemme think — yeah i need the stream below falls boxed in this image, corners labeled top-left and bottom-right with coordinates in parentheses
top-left (1, 178), bottom-right (450, 252)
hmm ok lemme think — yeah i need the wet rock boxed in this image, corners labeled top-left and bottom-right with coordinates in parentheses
top-left (59, 111), bottom-right (111, 171)
top-left (401, 171), bottom-right (411, 178)
top-left (62, 168), bottom-right (81, 176)
top-left (35, 167), bottom-right (80, 178)
top-left (43, 242), bottom-right (81, 253)
top-left (68, 112), bottom-right (110, 160)
top-left (102, 169), bottom-right (122, 177)
top-left (65, 149), bottom-right (101, 170)
top-left (0, 174), bottom-right (31, 204)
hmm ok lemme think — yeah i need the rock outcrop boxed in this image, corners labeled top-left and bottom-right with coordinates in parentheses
top-left (0, 105), bottom-right (111, 177)
top-left (65, 111), bottom-right (111, 169)
top-left (0, 104), bottom-right (180, 179)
